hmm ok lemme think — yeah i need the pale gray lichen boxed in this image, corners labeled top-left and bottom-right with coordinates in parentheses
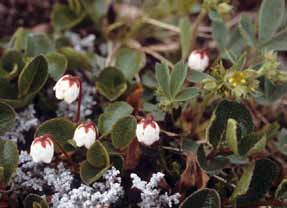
top-left (14, 151), bottom-right (74, 193)
top-left (130, 172), bottom-right (181, 208)
top-left (3, 105), bottom-right (39, 144)
top-left (56, 81), bottom-right (97, 119)
top-left (51, 167), bottom-right (124, 208)
top-left (65, 31), bottom-right (95, 52)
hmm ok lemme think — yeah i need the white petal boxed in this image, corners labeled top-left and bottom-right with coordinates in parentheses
top-left (73, 127), bottom-right (86, 147)
top-left (63, 84), bottom-right (80, 104)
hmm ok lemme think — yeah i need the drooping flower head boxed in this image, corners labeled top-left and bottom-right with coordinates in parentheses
top-left (73, 121), bottom-right (98, 149)
top-left (53, 75), bottom-right (81, 104)
top-left (136, 115), bottom-right (160, 146)
top-left (188, 49), bottom-right (209, 72)
top-left (30, 134), bottom-right (54, 163)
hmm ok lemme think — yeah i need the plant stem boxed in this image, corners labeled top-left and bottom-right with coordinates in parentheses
top-left (75, 77), bottom-right (82, 124)
top-left (47, 134), bottom-right (77, 170)
top-left (190, 9), bottom-right (208, 51)
top-left (142, 16), bottom-right (180, 33)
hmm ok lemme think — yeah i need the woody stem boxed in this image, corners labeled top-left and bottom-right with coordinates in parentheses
top-left (75, 77), bottom-right (82, 123)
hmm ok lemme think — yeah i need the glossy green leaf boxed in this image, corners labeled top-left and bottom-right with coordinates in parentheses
top-left (180, 189), bottom-right (221, 208)
top-left (25, 33), bottom-right (54, 57)
top-left (1, 49), bottom-right (24, 73)
top-left (45, 52), bottom-right (67, 80)
top-left (51, 3), bottom-right (86, 31)
top-left (231, 163), bottom-right (255, 200)
top-left (0, 102), bottom-right (16, 135)
top-left (258, 0), bottom-right (285, 42)
top-left (226, 119), bottom-right (239, 155)
top-left (170, 61), bottom-right (187, 97)
top-left (18, 55), bottom-right (48, 97)
top-left (111, 116), bottom-right (137, 149)
top-left (81, 0), bottom-right (110, 24)
top-left (115, 47), bottom-right (146, 81)
top-left (0, 139), bottom-right (19, 185)
top-left (197, 145), bottom-right (230, 174)
top-left (236, 159), bottom-right (280, 206)
top-left (179, 17), bottom-right (192, 60)
top-left (155, 63), bottom-right (170, 98)
top-left (58, 47), bottom-right (92, 70)
top-left (96, 67), bottom-right (127, 101)
top-left (207, 100), bottom-right (253, 148)
top-left (35, 117), bottom-right (76, 152)
top-left (8, 28), bottom-right (29, 51)
top-left (98, 102), bottom-right (133, 135)
top-left (80, 161), bottom-right (109, 185)
top-left (87, 141), bottom-right (110, 168)
top-left (238, 133), bottom-right (267, 157)
top-left (24, 194), bottom-right (49, 208)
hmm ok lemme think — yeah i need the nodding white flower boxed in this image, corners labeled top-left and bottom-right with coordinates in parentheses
top-left (188, 49), bottom-right (209, 72)
top-left (73, 122), bottom-right (98, 149)
top-left (136, 115), bottom-right (160, 146)
top-left (53, 75), bottom-right (80, 104)
top-left (30, 134), bottom-right (54, 163)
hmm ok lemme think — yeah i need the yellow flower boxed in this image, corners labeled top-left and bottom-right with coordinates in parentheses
top-left (227, 72), bottom-right (247, 87)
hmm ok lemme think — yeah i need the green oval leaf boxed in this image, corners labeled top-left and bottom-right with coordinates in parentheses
top-left (18, 55), bottom-right (48, 97)
top-left (35, 117), bottom-right (76, 152)
top-left (25, 33), bottom-right (54, 57)
top-left (197, 145), bottom-right (230, 174)
top-left (45, 52), bottom-right (67, 80)
top-left (258, 0), bottom-right (285, 42)
top-left (87, 141), bottom-right (110, 168)
top-left (231, 163), bottom-right (255, 201)
top-left (174, 87), bottom-right (200, 102)
top-left (98, 102), bottom-right (133, 135)
top-left (207, 100), bottom-right (254, 148)
top-left (80, 161), bottom-right (109, 185)
top-left (58, 47), bottom-right (92, 70)
top-left (180, 189), bottom-right (221, 208)
top-left (111, 116), bottom-right (137, 149)
top-left (155, 63), bottom-right (170, 98)
top-left (51, 3), bottom-right (86, 31)
top-left (115, 47), bottom-right (146, 81)
top-left (0, 139), bottom-right (19, 185)
top-left (96, 67), bottom-right (127, 101)
top-left (236, 159), bottom-right (280, 206)
top-left (0, 102), bottom-right (16, 135)
top-left (170, 61), bottom-right (187, 98)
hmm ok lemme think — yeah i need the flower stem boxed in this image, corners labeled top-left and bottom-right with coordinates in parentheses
top-left (75, 77), bottom-right (82, 124)
top-left (190, 9), bottom-right (207, 51)
top-left (48, 134), bottom-right (77, 170)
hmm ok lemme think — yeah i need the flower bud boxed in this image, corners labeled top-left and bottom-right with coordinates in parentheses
top-left (188, 49), bottom-right (209, 72)
top-left (53, 75), bottom-right (80, 104)
top-left (136, 115), bottom-right (160, 146)
top-left (30, 134), bottom-right (54, 163)
top-left (73, 122), bottom-right (98, 149)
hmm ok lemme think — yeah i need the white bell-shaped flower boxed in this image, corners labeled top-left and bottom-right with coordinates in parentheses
top-left (188, 49), bottom-right (209, 72)
top-left (30, 134), bottom-right (54, 163)
top-left (136, 115), bottom-right (160, 146)
top-left (73, 122), bottom-right (98, 149)
top-left (53, 74), bottom-right (80, 104)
